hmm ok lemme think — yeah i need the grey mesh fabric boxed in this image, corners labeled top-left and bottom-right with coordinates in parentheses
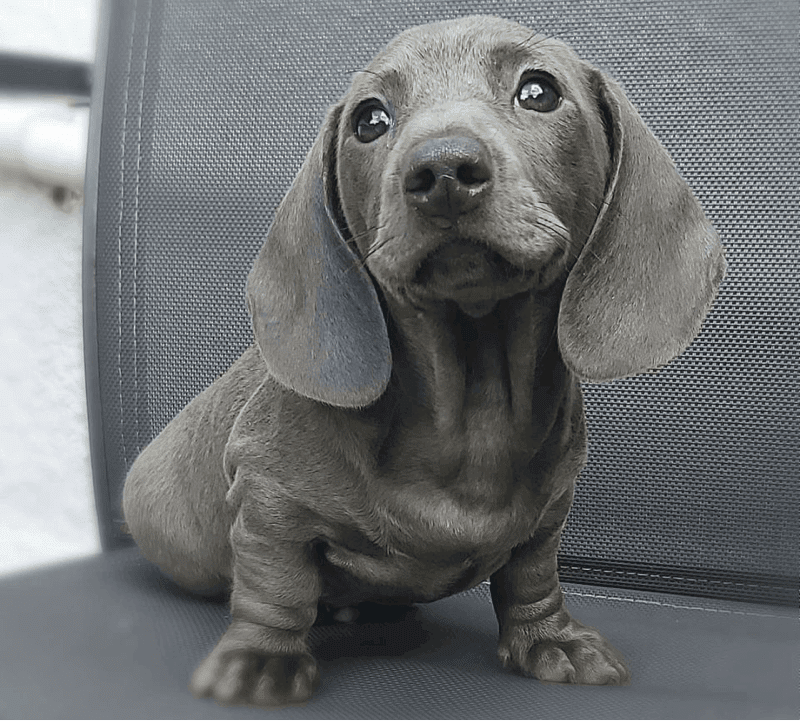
top-left (89, 0), bottom-right (797, 605)
top-left (0, 0), bottom-right (796, 718)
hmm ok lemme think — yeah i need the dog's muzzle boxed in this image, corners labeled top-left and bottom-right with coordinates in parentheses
top-left (401, 134), bottom-right (538, 317)
top-left (414, 239), bottom-right (530, 318)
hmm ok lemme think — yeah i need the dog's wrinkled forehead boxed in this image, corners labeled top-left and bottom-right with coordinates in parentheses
top-left (350, 16), bottom-right (585, 107)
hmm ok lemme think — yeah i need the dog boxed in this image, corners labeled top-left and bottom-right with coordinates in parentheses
top-left (122, 15), bottom-right (726, 707)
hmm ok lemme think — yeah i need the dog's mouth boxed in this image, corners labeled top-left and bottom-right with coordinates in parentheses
top-left (412, 239), bottom-right (534, 317)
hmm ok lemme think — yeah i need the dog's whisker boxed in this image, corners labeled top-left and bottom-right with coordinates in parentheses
top-left (359, 235), bottom-right (394, 266)
top-left (537, 223), bottom-right (576, 256)
top-left (530, 204), bottom-right (574, 249)
top-left (520, 29), bottom-right (571, 50)
top-left (532, 217), bottom-right (585, 265)
top-left (350, 68), bottom-right (383, 79)
top-left (340, 225), bottom-right (393, 274)
top-left (346, 223), bottom-right (385, 246)
top-left (534, 215), bottom-right (570, 242)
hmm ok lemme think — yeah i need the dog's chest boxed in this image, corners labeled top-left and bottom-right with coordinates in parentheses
top-left (259, 378), bottom-right (573, 605)
top-left (309, 390), bottom-right (567, 602)
top-left (369, 407), bottom-right (547, 553)
top-left (318, 505), bottom-right (516, 606)
top-left (379, 475), bottom-right (534, 550)
top-left (317, 458), bottom-right (543, 605)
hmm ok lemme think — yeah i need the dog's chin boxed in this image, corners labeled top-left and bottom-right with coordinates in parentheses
top-left (441, 286), bottom-right (507, 318)
top-left (411, 239), bottom-right (536, 317)
top-left (454, 296), bottom-right (500, 319)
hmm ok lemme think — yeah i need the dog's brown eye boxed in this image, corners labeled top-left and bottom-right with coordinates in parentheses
top-left (516, 76), bottom-right (560, 112)
top-left (354, 103), bottom-right (392, 143)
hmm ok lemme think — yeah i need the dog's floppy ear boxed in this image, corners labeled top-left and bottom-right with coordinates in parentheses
top-left (246, 105), bottom-right (391, 407)
top-left (558, 71), bottom-right (726, 382)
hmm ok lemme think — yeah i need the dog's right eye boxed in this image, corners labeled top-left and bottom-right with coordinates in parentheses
top-left (354, 102), bottom-right (393, 143)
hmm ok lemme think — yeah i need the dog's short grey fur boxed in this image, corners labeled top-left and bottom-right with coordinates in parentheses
top-left (123, 16), bottom-right (725, 707)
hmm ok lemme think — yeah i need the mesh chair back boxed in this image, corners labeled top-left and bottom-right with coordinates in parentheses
top-left (84, 0), bottom-right (799, 606)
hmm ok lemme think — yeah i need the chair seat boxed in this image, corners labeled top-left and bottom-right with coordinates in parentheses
top-left (1, 546), bottom-right (795, 719)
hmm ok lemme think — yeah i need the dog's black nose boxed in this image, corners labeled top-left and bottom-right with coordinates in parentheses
top-left (404, 136), bottom-right (492, 224)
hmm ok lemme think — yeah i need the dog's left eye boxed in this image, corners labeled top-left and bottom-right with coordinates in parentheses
top-left (354, 103), bottom-right (393, 143)
top-left (516, 76), bottom-right (561, 112)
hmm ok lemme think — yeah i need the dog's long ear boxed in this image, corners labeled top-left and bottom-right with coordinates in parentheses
top-left (246, 105), bottom-right (391, 407)
top-left (557, 71), bottom-right (726, 382)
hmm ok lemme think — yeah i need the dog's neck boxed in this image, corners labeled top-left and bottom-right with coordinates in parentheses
top-left (379, 288), bottom-right (570, 460)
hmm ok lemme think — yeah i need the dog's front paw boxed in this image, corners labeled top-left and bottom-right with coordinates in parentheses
top-left (499, 618), bottom-right (630, 685)
top-left (191, 645), bottom-right (319, 707)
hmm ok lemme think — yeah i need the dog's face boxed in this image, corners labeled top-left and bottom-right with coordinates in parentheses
top-left (336, 17), bottom-right (610, 318)
top-left (246, 15), bottom-right (725, 407)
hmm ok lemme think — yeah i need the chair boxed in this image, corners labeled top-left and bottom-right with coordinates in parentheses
top-left (2, 0), bottom-right (797, 717)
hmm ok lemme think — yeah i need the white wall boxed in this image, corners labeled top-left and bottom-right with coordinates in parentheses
top-left (0, 0), bottom-right (101, 574)
top-left (0, 0), bottom-right (98, 62)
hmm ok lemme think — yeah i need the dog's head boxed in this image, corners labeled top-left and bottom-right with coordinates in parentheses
top-left (247, 16), bottom-right (726, 407)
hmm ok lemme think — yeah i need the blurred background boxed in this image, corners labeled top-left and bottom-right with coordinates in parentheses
top-left (0, 0), bottom-right (101, 574)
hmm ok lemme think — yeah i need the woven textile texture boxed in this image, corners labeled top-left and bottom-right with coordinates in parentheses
top-left (88, 0), bottom-right (798, 605)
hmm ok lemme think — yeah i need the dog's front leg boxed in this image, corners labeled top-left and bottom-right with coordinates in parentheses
top-left (490, 501), bottom-right (630, 685)
top-left (190, 501), bottom-right (321, 707)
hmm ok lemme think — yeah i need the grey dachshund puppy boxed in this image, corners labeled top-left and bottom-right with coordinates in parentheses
top-left (123, 16), bottom-right (726, 707)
